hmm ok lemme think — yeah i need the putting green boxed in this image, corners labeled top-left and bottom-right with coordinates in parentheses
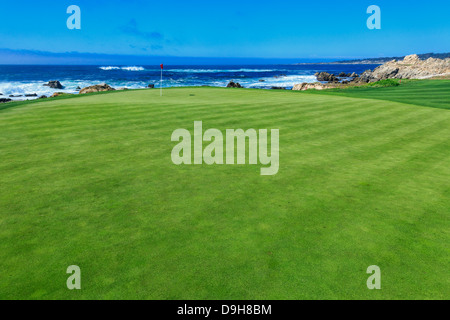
top-left (0, 83), bottom-right (449, 299)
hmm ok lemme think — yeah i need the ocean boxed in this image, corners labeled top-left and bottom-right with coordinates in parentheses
top-left (0, 64), bottom-right (380, 100)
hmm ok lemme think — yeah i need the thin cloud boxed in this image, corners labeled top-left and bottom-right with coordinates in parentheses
top-left (120, 19), bottom-right (163, 40)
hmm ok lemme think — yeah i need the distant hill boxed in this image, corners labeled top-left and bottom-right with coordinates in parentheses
top-left (332, 53), bottom-right (450, 64)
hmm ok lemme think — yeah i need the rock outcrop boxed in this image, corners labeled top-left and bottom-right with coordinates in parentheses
top-left (226, 81), bottom-right (243, 88)
top-left (315, 72), bottom-right (359, 83)
top-left (356, 70), bottom-right (375, 83)
top-left (294, 54), bottom-right (450, 90)
top-left (315, 72), bottom-right (338, 82)
top-left (355, 54), bottom-right (450, 83)
top-left (50, 92), bottom-right (72, 98)
top-left (292, 82), bottom-right (351, 91)
top-left (79, 84), bottom-right (116, 94)
top-left (293, 82), bottom-right (328, 91)
top-left (43, 81), bottom-right (64, 89)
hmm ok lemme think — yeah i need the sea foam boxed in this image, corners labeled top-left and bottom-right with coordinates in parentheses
top-left (99, 66), bottom-right (145, 71)
top-left (245, 75), bottom-right (318, 88)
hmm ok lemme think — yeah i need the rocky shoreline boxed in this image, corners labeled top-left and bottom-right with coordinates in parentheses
top-left (357, 54), bottom-right (450, 82)
top-left (293, 54), bottom-right (450, 91)
top-left (226, 54), bottom-right (450, 91)
top-left (0, 82), bottom-right (124, 103)
top-left (1, 55), bottom-right (449, 103)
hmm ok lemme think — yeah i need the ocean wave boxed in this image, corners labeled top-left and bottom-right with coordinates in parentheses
top-left (0, 80), bottom-right (131, 100)
top-left (0, 81), bottom-right (89, 100)
top-left (122, 66), bottom-right (145, 71)
top-left (99, 66), bottom-right (145, 71)
top-left (245, 75), bottom-right (317, 88)
top-left (99, 66), bottom-right (120, 71)
top-left (0, 74), bottom-right (318, 100)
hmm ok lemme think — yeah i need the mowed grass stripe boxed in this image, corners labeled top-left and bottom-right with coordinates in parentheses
top-left (0, 92), bottom-right (399, 142)
top-left (2, 85), bottom-right (414, 131)
top-left (0, 98), bottom-right (425, 172)
top-left (0, 91), bottom-right (447, 189)
top-left (0, 91), bottom-right (353, 129)
top-left (291, 108), bottom-right (449, 160)
top-left (302, 79), bottom-right (450, 110)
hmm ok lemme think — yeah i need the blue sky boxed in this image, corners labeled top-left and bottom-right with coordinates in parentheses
top-left (0, 0), bottom-right (449, 64)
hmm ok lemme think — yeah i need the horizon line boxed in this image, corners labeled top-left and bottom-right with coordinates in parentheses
top-left (0, 48), bottom-right (448, 65)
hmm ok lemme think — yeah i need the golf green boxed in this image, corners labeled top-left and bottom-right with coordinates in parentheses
top-left (0, 81), bottom-right (449, 299)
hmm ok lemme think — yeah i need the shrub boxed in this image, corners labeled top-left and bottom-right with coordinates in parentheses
top-left (366, 79), bottom-right (401, 87)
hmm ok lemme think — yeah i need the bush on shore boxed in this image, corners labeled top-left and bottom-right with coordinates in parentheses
top-left (365, 79), bottom-right (401, 88)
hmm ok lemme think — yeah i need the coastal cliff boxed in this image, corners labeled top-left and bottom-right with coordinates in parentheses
top-left (357, 54), bottom-right (450, 82)
top-left (293, 54), bottom-right (450, 91)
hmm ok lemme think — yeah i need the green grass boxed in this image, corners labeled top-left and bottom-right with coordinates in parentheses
top-left (365, 79), bottom-right (401, 87)
top-left (303, 79), bottom-right (450, 110)
top-left (0, 83), bottom-right (449, 300)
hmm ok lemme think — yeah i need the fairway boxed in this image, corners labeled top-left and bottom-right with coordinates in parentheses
top-left (0, 84), bottom-right (449, 299)
top-left (303, 79), bottom-right (450, 110)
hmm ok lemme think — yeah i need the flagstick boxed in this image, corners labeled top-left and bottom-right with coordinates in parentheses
top-left (160, 68), bottom-right (163, 97)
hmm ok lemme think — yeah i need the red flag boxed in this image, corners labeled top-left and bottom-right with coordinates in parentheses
top-left (160, 64), bottom-right (164, 69)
